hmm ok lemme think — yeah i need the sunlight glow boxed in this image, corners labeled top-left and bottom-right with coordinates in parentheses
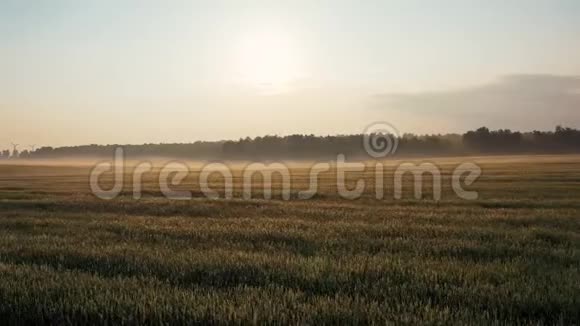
top-left (234, 29), bottom-right (304, 93)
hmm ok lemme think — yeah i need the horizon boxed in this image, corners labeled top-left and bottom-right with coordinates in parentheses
top-left (0, 124), bottom-right (574, 150)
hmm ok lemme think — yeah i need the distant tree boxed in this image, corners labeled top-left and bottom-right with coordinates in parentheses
top-left (5, 126), bottom-right (579, 160)
top-left (19, 150), bottom-right (30, 159)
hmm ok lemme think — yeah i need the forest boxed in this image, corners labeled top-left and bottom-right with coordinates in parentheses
top-left (2, 126), bottom-right (579, 160)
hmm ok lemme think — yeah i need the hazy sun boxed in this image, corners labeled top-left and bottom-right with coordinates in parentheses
top-left (235, 29), bottom-right (303, 92)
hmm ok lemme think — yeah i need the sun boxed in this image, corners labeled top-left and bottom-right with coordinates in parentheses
top-left (234, 29), bottom-right (303, 92)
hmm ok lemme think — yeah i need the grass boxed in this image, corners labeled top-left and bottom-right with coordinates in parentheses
top-left (0, 154), bottom-right (579, 324)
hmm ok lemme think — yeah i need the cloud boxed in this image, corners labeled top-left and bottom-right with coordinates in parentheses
top-left (372, 74), bottom-right (580, 131)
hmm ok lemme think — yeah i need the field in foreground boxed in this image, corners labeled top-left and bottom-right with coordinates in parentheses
top-left (0, 155), bottom-right (579, 324)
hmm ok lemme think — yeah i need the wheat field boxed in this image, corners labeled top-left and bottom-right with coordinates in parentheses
top-left (0, 155), bottom-right (579, 324)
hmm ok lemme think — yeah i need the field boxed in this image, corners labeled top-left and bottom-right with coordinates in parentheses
top-left (0, 155), bottom-right (579, 324)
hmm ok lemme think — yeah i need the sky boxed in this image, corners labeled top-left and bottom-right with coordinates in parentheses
top-left (1, 0), bottom-right (580, 147)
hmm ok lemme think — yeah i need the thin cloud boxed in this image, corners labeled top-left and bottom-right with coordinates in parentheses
top-left (372, 74), bottom-right (580, 130)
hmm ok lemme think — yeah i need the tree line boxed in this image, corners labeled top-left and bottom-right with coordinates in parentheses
top-left (1, 126), bottom-right (579, 160)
